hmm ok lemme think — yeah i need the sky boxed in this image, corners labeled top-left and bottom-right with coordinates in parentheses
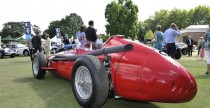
top-left (0, 0), bottom-right (210, 34)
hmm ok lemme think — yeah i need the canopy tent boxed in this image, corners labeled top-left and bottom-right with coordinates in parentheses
top-left (16, 37), bottom-right (27, 42)
top-left (51, 36), bottom-right (57, 43)
top-left (1, 36), bottom-right (16, 41)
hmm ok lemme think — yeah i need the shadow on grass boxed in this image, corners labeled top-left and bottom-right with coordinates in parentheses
top-left (103, 99), bottom-right (161, 108)
top-left (13, 74), bottom-right (161, 108)
top-left (13, 77), bottom-right (34, 83)
top-left (195, 75), bottom-right (210, 79)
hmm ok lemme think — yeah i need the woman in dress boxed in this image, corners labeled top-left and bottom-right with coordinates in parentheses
top-left (151, 25), bottom-right (164, 51)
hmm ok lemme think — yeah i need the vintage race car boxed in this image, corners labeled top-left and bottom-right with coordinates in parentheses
top-left (32, 35), bottom-right (197, 108)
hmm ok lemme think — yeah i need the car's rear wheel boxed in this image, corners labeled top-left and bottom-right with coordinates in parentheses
top-left (72, 55), bottom-right (109, 108)
top-left (32, 52), bottom-right (47, 79)
top-left (23, 50), bottom-right (29, 56)
top-left (175, 48), bottom-right (182, 59)
top-left (0, 52), bottom-right (4, 58)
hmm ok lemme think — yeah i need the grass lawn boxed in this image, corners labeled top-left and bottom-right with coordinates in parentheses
top-left (0, 52), bottom-right (209, 108)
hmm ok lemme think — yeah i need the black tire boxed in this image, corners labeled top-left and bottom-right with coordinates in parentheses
top-left (51, 48), bottom-right (57, 54)
top-left (72, 55), bottom-right (109, 108)
top-left (57, 48), bottom-right (66, 52)
top-left (23, 50), bottom-right (29, 56)
top-left (182, 48), bottom-right (188, 55)
top-left (32, 52), bottom-right (47, 79)
top-left (0, 52), bottom-right (4, 58)
top-left (175, 48), bottom-right (182, 59)
top-left (10, 54), bottom-right (15, 58)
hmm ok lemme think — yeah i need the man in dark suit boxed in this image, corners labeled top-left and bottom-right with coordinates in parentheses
top-left (32, 31), bottom-right (42, 53)
top-left (186, 36), bottom-right (194, 56)
top-left (85, 20), bottom-right (97, 42)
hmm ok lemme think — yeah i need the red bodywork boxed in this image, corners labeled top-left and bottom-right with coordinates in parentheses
top-left (43, 35), bottom-right (197, 103)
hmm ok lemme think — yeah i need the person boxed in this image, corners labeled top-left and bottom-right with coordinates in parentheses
top-left (198, 44), bottom-right (205, 60)
top-left (76, 26), bottom-right (86, 48)
top-left (186, 36), bottom-right (194, 57)
top-left (56, 36), bottom-right (62, 50)
top-left (63, 36), bottom-right (70, 45)
top-left (197, 36), bottom-right (205, 56)
top-left (85, 20), bottom-right (97, 42)
top-left (28, 34), bottom-right (34, 61)
top-left (151, 25), bottom-right (163, 51)
top-left (44, 34), bottom-right (51, 58)
top-left (96, 35), bottom-right (103, 49)
top-left (32, 31), bottom-right (42, 53)
top-left (164, 23), bottom-right (181, 59)
top-left (204, 24), bottom-right (210, 75)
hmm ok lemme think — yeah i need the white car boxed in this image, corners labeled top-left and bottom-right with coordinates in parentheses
top-left (11, 44), bottom-right (30, 56)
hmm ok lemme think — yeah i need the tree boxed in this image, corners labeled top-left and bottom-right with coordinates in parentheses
top-left (105, 0), bottom-right (138, 39)
top-left (145, 8), bottom-right (189, 32)
top-left (1, 22), bottom-right (24, 38)
top-left (144, 30), bottom-right (153, 40)
top-left (137, 21), bottom-right (148, 42)
top-left (189, 5), bottom-right (210, 25)
top-left (47, 13), bottom-right (84, 39)
top-left (145, 9), bottom-right (170, 32)
top-left (167, 8), bottom-right (189, 30)
top-left (32, 24), bottom-right (41, 34)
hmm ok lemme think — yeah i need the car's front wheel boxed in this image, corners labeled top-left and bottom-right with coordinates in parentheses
top-left (32, 52), bottom-right (47, 79)
top-left (23, 50), bottom-right (29, 56)
top-left (182, 48), bottom-right (188, 55)
top-left (10, 54), bottom-right (15, 58)
top-left (72, 55), bottom-right (109, 108)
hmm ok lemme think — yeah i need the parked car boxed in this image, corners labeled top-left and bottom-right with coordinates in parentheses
top-left (163, 43), bottom-right (182, 59)
top-left (175, 42), bottom-right (188, 55)
top-left (0, 48), bottom-right (5, 58)
top-left (32, 35), bottom-right (197, 108)
top-left (11, 44), bottom-right (29, 56)
top-left (3, 47), bottom-right (16, 58)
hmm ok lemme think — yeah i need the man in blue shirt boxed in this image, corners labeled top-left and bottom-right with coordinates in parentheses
top-left (164, 23), bottom-right (181, 59)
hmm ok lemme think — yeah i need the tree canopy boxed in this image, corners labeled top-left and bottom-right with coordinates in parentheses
top-left (1, 22), bottom-right (24, 38)
top-left (46, 13), bottom-right (84, 39)
top-left (105, 0), bottom-right (138, 39)
top-left (144, 5), bottom-right (210, 33)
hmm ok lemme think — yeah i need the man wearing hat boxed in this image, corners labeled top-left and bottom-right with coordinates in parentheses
top-left (197, 36), bottom-right (205, 56)
top-left (186, 36), bottom-right (194, 57)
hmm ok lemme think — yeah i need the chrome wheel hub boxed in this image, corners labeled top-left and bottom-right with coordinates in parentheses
top-left (75, 66), bottom-right (92, 99)
top-left (33, 57), bottom-right (39, 75)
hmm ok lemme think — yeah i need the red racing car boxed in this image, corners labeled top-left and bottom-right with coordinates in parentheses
top-left (32, 35), bottom-right (197, 108)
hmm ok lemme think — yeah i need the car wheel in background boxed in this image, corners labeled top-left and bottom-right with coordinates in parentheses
top-left (182, 48), bottom-right (188, 55)
top-left (51, 48), bottom-right (57, 54)
top-left (0, 52), bottom-right (4, 58)
top-left (57, 48), bottom-right (66, 53)
top-left (32, 52), bottom-right (47, 79)
top-left (175, 48), bottom-right (182, 59)
top-left (72, 55), bottom-right (109, 108)
top-left (10, 54), bottom-right (16, 58)
top-left (23, 50), bottom-right (29, 56)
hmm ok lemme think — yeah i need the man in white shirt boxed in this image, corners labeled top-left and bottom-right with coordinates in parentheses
top-left (45, 34), bottom-right (51, 58)
top-left (96, 35), bottom-right (103, 49)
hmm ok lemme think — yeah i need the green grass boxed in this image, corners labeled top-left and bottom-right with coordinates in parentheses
top-left (0, 52), bottom-right (209, 108)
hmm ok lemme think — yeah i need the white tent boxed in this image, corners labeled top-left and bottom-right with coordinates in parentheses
top-left (51, 36), bottom-right (57, 43)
